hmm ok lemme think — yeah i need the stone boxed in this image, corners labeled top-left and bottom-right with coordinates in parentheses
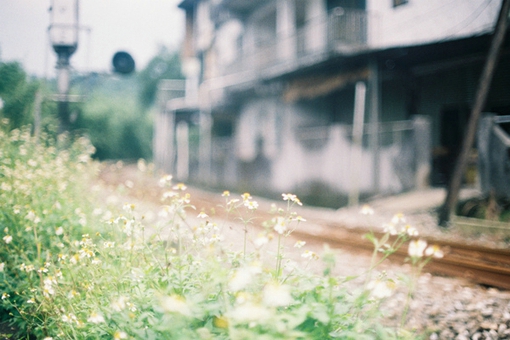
top-left (471, 332), bottom-right (482, 340)
top-left (440, 329), bottom-right (455, 339)
top-left (480, 321), bottom-right (498, 330)
top-left (482, 330), bottom-right (493, 340)
top-left (454, 301), bottom-right (464, 311)
top-left (498, 323), bottom-right (508, 334)
top-left (481, 307), bottom-right (494, 317)
top-left (466, 303), bottom-right (478, 311)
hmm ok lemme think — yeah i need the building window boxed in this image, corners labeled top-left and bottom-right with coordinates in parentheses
top-left (393, 0), bottom-right (408, 7)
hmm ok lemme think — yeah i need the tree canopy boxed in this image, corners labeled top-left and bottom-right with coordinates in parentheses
top-left (0, 62), bottom-right (40, 129)
top-left (137, 46), bottom-right (184, 109)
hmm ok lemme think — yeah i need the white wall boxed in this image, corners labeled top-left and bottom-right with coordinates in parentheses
top-left (215, 19), bottom-right (243, 67)
top-left (236, 97), bottom-right (407, 194)
top-left (368, 0), bottom-right (501, 48)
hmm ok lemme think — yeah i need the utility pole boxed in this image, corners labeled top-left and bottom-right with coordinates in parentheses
top-left (438, 0), bottom-right (510, 227)
top-left (48, 0), bottom-right (79, 133)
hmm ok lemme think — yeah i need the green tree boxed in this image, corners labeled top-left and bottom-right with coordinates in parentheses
top-left (0, 62), bottom-right (39, 129)
top-left (76, 74), bottom-right (152, 160)
top-left (138, 46), bottom-right (183, 109)
top-left (71, 46), bottom-right (183, 161)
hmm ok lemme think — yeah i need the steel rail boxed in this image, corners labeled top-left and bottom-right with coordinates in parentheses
top-left (98, 167), bottom-right (510, 291)
top-left (290, 220), bottom-right (510, 290)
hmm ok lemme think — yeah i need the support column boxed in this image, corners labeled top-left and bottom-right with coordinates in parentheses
top-left (349, 81), bottom-right (367, 206)
top-left (154, 109), bottom-right (175, 175)
top-left (477, 114), bottom-right (494, 195)
top-left (199, 110), bottom-right (213, 183)
top-left (176, 121), bottom-right (190, 181)
top-left (277, 0), bottom-right (297, 61)
top-left (305, 0), bottom-right (327, 53)
top-left (56, 55), bottom-right (71, 133)
top-left (369, 57), bottom-right (380, 193)
top-left (413, 115), bottom-right (431, 189)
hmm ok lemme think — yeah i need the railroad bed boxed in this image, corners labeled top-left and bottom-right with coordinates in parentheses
top-left (98, 163), bottom-right (510, 339)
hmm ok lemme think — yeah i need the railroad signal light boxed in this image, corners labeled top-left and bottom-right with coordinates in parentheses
top-left (112, 51), bottom-right (136, 75)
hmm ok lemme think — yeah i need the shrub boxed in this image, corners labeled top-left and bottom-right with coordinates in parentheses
top-left (75, 76), bottom-right (153, 161)
top-left (0, 121), bottom-right (98, 335)
top-left (0, 123), bottom-right (442, 339)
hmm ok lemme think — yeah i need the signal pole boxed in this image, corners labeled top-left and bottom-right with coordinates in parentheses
top-left (48, 0), bottom-right (79, 133)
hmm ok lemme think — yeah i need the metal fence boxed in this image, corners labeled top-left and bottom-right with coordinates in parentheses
top-left (478, 114), bottom-right (510, 197)
top-left (204, 117), bottom-right (429, 193)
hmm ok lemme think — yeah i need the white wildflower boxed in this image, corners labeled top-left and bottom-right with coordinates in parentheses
top-left (229, 302), bottom-right (268, 322)
top-left (253, 235), bottom-right (269, 249)
top-left (301, 250), bottom-right (319, 260)
top-left (401, 224), bottom-right (419, 237)
top-left (1, 182), bottom-right (11, 191)
top-left (425, 244), bottom-right (444, 258)
top-left (367, 279), bottom-right (396, 299)
top-left (360, 204), bottom-right (374, 215)
top-left (294, 240), bottom-right (306, 248)
top-left (160, 295), bottom-right (191, 316)
top-left (197, 211), bottom-right (208, 219)
top-left (122, 203), bottom-right (135, 213)
top-left (274, 217), bottom-right (287, 235)
top-left (282, 193), bottom-right (302, 206)
top-left (87, 312), bottom-right (105, 324)
top-left (228, 268), bottom-right (253, 292)
top-left (391, 213), bottom-right (406, 224)
top-left (103, 241), bottom-right (115, 248)
top-left (112, 296), bottom-right (128, 312)
top-left (408, 239), bottom-right (428, 258)
top-left (263, 282), bottom-right (293, 307)
top-left (159, 175), bottom-right (173, 187)
top-left (244, 200), bottom-right (258, 210)
top-left (382, 223), bottom-right (397, 235)
top-left (114, 331), bottom-right (128, 340)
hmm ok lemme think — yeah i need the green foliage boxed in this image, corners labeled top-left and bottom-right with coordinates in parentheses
top-left (0, 62), bottom-right (39, 129)
top-left (0, 123), bottom-right (98, 335)
top-left (73, 46), bottom-right (183, 161)
top-left (0, 127), bottom-right (440, 339)
top-left (75, 75), bottom-right (153, 161)
top-left (137, 46), bottom-right (183, 109)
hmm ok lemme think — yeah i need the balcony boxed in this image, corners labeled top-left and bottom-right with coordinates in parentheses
top-left (223, 7), bottom-right (371, 78)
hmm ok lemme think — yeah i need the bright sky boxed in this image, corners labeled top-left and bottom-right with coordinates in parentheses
top-left (0, 0), bottom-right (184, 78)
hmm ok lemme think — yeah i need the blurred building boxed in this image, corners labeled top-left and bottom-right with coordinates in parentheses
top-left (154, 0), bottom-right (510, 204)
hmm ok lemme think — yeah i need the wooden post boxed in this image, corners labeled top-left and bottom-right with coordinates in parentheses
top-left (438, 0), bottom-right (510, 227)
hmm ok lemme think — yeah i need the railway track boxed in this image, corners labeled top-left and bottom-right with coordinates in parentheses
top-left (98, 164), bottom-right (510, 291)
top-left (291, 220), bottom-right (510, 291)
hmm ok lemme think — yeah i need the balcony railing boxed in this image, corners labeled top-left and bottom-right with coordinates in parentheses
top-left (328, 7), bottom-right (368, 48)
top-left (223, 8), bottom-right (370, 77)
